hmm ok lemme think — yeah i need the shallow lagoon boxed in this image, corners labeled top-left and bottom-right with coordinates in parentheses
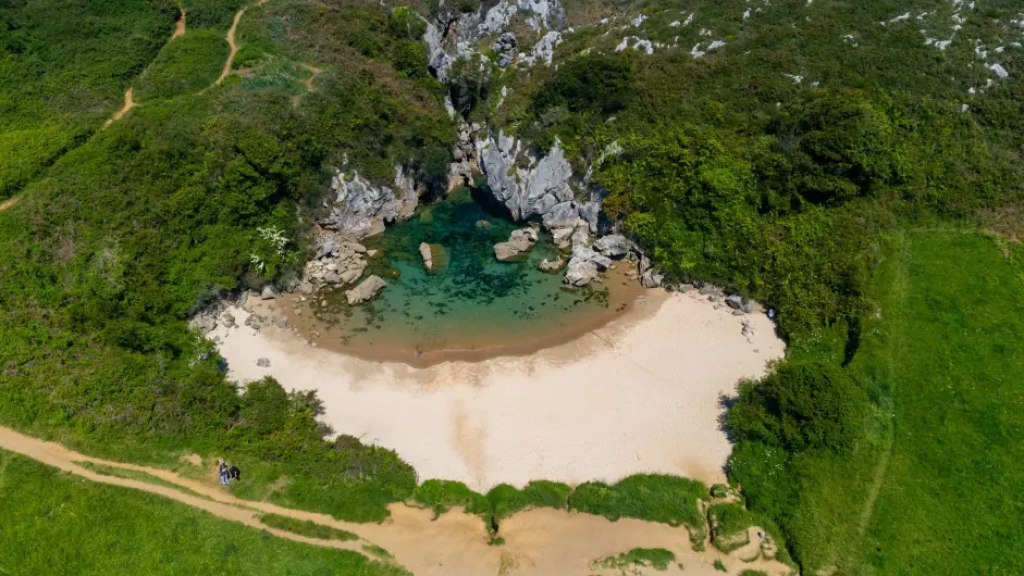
top-left (291, 190), bottom-right (641, 364)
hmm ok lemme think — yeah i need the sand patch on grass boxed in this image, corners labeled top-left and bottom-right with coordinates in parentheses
top-left (211, 288), bottom-right (785, 491)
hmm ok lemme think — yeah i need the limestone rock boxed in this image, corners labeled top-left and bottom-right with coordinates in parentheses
top-left (220, 312), bottom-right (237, 329)
top-left (260, 286), bottom-right (279, 300)
top-left (256, 357), bottom-right (271, 368)
top-left (594, 235), bottom-right (630, 259)
top-left (346, 275), bottom-right (387, 305)
top-left (539, 256), bottom-right (565, 273)
top-left (322, 166), bottom-right (418, 239)
top-left (494, 227), bottom-right (538, 261)
top-left (564, 245), bottom-right (611, 287)
top-left (420, 242), bottom-right (434, 271)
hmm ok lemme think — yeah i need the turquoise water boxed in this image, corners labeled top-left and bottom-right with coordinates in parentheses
top-left (304, 190), bottom-right (633, 363)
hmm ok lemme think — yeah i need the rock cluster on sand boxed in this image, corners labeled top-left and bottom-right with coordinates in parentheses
top-left (494, 227), bottom-right (538, 261)
top-left (298, 232), bottom-right (368, 294)
top-left (564, 245), bottom-right (612, 287)
top-left (346, 275), bottom-right (387, 305)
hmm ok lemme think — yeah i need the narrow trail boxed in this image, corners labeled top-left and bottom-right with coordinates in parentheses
top-left (0, 196), bottom-right (19, 212)
top-left (102, 5), bottom-right (185, 129)
top-left (0, 425), bottom-right (790, 576)
top-left (102, 87), bottom-right (136, 129)
top-left (218, 0), bottom-right (270, 84)
top-left (171, 5), bottom-right (186, 40)
top-left (293, 63), bottom-right (324, 106)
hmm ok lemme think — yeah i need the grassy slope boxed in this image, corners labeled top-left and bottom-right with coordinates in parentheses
top-left (0, 0), bottom-right (176, 198)
top-left (779, 231), bottom-right (1024, 574)
top-left (0, 450), bottom-right (407, 576)
top-left (856, 231), bottom-right (1024, 575)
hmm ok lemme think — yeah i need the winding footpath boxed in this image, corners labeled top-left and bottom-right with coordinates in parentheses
top-left (217, 0), bottom-right (270, 84)
top-left (0, 425), bottom-right (790, 576)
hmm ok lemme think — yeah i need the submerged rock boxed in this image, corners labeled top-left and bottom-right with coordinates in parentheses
top-left (420, 242), bottom-right (434, 271)
top-left (346, 275), bottom-right (387, 305)
top-left (538, 256), bottom-right (565, 273)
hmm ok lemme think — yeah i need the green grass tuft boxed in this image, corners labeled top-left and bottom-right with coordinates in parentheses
top-left (259, 513), bottom-right (358, 542)
top-left (569, 474), bottom-right (709, 540)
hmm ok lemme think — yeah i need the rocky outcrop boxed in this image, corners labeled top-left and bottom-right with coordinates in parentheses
top-left (519, 31), bottom-right (561, 66)
top-left (476, 133), bottom-right (600, 228)
top-left (594, 234), bottom-right (630, 259)
top-left (493, 32), bottom-right (519, 67)
top-left (638, 255), bottom-right (664, 288)
top-left (298, 231), bottom-right (368, 293)
top-left (346, 275), bottom-right (387, 305)
top-left (448, 122), bottom-right (482, 191)
top-left (322, 166), bottom-right (418, 239)
top-left (564, 245), bottom-right (611, 287)
top-left (494, 227), bottom-right (538, 261)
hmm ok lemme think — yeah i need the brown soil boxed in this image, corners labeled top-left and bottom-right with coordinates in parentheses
top-left (0, 196), bottom-right (19, 212)
top-left (218, 0), bottom-right (270, 84)
top-left (172, 6), bottom-right (186, 40)
top-left (103, 88), bottom-right (136, 128)
top-left (0, 425), bottom-right (792, 576)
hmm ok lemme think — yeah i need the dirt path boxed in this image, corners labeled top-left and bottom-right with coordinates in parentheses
top-left (0, 425), bottom-right (790, 576)
top-left (292, 63), bottom-right (324, 105)
top-left (218, 0), bottom-right (269, 84)
top-left (0, 196), bottom-right (19, 212)
top-left (102, 87), bottom-right (136, 129)
top-left (172, 5), bottom-right (186, 40)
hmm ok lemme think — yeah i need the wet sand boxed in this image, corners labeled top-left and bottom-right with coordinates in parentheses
top-left (211, 286), bottom-right (786, 491)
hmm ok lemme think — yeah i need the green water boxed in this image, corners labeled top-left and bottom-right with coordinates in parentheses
top-left (309, 190), bottom-right (621, 360)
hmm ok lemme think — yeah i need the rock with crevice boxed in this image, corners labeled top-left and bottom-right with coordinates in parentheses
top-left (420, 242), bottom-right (434, 271)
top-left (346, 275), bottom-right (387, 305)
top-left (564, 245), bottom-right (611, 287)
top-left (594, 234), bottom-right (630, 258)
top-left (322, 166), bottom-right (419, 240)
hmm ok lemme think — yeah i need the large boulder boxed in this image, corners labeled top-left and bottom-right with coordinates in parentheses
top-left (564, 245), bottom-right (611, 287)
top-left (345, 275), bottom-right (387, 305)
top-left (494, 227), bottom-right (538, 261)
top-left (594, 234), bottom-right (630, 259)
top-left (476, 134), bottom-right (574, 221)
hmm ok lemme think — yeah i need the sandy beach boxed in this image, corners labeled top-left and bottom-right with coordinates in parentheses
top-left (211, 288), bottom-right (785, 491)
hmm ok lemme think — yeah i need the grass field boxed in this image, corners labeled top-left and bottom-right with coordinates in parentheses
top-left (853, 231), bottom-right (1024, 575)
top-left (768, 231), bottom-right (1024, 574)
top-left (0, 450), bottom-right (407, 576)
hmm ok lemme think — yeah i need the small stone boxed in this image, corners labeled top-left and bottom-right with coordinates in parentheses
top-left (260, 286), bottom-right (278, 300)
top-left (256, 357), bottom-right (271, 367)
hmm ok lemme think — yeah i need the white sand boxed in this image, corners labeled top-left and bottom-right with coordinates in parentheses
top-left (211, 289), bottom-right (785, 491)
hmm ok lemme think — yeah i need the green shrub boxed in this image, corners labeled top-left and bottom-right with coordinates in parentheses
top-left (568, 474), bottom-right (709, 533)
top-left (707, 503), bottom-right (755, 552)
top-left (411, 480), bottom-right (489, 518)
top-left (596, 548), bottom-right (676, 571)
top-left (727, 363), bottom-right (869, 453)
top-left (533, 53), bottom-right (634, 115)
top-left (486, 480), bottom-right (572, 521)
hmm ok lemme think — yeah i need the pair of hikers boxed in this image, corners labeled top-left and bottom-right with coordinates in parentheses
top-left (218, 459), bottom-right (241, 486)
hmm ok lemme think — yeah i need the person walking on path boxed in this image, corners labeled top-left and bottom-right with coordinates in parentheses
top-left (218, 459), bottom-right (230, 487)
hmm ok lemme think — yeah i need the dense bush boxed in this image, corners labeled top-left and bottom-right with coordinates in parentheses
top-left (569, 474), bottom-right (709, 533)
top-left (727, 363), bottom-right (869, 453)
top-left (532, 53), bottom-right (634, 115)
